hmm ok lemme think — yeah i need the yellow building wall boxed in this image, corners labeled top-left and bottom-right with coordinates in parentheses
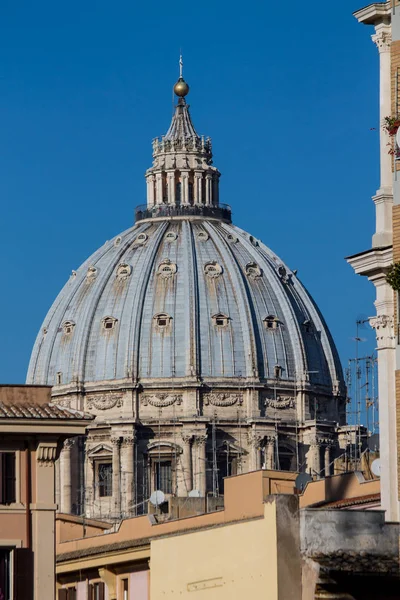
top-left (150, 502), bottom-right (278, 600)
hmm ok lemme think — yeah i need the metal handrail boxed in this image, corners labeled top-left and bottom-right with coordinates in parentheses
top-left (135, 203), bottom-right (232, 223)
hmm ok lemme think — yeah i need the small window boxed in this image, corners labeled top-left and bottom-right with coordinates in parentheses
top-left (0, 453), bottom-right (16, 505)
top-left (303, 319), bottom-right (312, 334)
top-left (116, 263), bottom-right (131, 280)
top-left (274, 365), bottom-right (282, 379)
top-left (157, 259), bottom-right (177, 279)
top-left (165, 231), bottom-right (178, 242)
top-left (245, 262), bottom-right (262, 279)
top-left (114, 236), bottom-right (122, 247)
top-left (122, 579), bottom-right (129, 600)
top-left (86, 266), bottom-right (97, 280)
top-left (101, 316), bottom-right (118, 331)
top-left (98, 463), bottom-right (112, 497)
top-left (56, 372), bottom-right (62, 385)
top-left (212, 313), bottom-right (230, 328)
top-left (263, 316), bottom-right (279, 330)
top-left (0, 549), bottom-right (11, 600)
top-left (58, 588), bottom-right (76, 600)
top-left (136, 233), bottom-right (148, 244)
top-left (197, 231), bottom-right (209, 241)
top-left (90, 582), bottom-right (105, 600)
top-left (227, 233), bottom-right (238, 243)
top-left (62, 321), bottom-right (75, 335)
top-left (154, 460), bottom-right (172, 495)
top-left (154, 313), bottom-right (172, 329)
top-left (204, 262), bottom-right (223, 278)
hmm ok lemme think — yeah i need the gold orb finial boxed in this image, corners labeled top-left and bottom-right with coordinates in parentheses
top-left (174, 77), bottom-right (189, 97)
top-left (173, 54), bottom-right (189, 97)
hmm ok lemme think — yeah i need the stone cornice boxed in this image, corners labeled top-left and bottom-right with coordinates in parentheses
top-left (346, 245), bottom-right (393, 278)
top-left (353, 2), bottom-right (391, 25)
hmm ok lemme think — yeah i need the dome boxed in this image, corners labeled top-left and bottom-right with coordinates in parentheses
top-left (27, 218), bottom-right (343, 391)
top-left (26, 64), bottom-right (346, 520)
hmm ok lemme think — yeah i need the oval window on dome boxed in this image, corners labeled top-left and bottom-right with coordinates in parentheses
top-left (245, 262), bottom-right (262, 279)
top-left (116, 263), bottom-right (132, 281)
top-left (165, 231), bottom-right (178, 242)
top-left (114, 236), bottom-right (122, 247)
top-left (197, 231), bottom-right (209, 241)
top-left (157, 259), bottom-right (177, 279)
top-left (227, 233), bottom-right (238, 243)
top-left (135, 233), bottom-right (148, 245)
top-left (204, 262), bottom-right (223, 278)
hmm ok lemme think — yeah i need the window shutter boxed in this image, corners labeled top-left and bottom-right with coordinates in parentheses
top-left (58, 590), bottom-right (68, 600)
top-left (99, 582), bottom-right (105, 600)
top-left (13, 548), bottom-right (33, 600)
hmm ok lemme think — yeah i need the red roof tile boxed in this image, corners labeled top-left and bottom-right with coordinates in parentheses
top-left (0, 402), bottom-right (93, 420)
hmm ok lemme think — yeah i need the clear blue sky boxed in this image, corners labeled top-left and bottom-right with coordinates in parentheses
top-left (0, 0), bottom-right (379, 384)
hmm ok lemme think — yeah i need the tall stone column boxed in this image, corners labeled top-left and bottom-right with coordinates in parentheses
top-left (308, 439), bottom-right (321, 478)
top-left (181, 434), bottom-right (192, 495)
top-left (193, 434), bottom-right (207, 496)
top-left (247, 431), bottom-right (262, 471)
top-left (167, 172), bottom-right (175, 204)
top-left (60, 438), bottom-right (74, 514)
top-left (181, 171), bottom-right (189, 205)
top-left (324, 444), bottom-right (331, 477)
top-left (212, 174), bottom-right (219, 206)
top-left (265, 436), bottom-right (275, 470)
top-left (155, 173), bottom-right (163, 204)
top-left (111, 437), bottom-right (121, 517)
top-left (194, 172), bottom-right (202, 204)
top-left (146, 174), bottom-right (155, 207)
top-left (370, 315), bottom-right (398, 520)
top-left (371, 24), bottom-right (393, 248)
top-left (205, 174), bottom-right (213, 206)
top-left (120, 435), bottom-right (136, 516)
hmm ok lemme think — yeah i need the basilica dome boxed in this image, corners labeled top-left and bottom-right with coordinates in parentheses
top-left (26, 66), bottom-right (346, 519)
top-left (27, 217), bottom-right (342, 390)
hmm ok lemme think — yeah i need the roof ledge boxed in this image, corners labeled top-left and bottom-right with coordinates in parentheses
top-left (353, 2), bottom-right (391, 25)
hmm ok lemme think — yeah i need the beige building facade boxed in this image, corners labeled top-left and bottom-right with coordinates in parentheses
top-left (0, 385), bottom-right (92, 600)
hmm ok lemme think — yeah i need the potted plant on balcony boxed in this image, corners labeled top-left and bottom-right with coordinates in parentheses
top-left (383, 116), bottom-right (400, 136)
top-left (386, 262), bottom-right (400, 291)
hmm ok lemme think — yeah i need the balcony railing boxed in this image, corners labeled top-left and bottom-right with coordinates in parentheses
top-left (135, 203), bottom-right (232, 223)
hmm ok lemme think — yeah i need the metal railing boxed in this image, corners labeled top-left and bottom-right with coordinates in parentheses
top-left (135, 203), bottom-right (232, 223)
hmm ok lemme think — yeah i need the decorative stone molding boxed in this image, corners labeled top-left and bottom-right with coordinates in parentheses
top-left (55, 398), bottom-right (72, 408)
top-left (86, 265), bottom-right (97, 281)
top-left (193, 434), bottom-right (207, 446)
top-left (245, 262), bottom-right (262, 279)
top-left (37, 443), bottom-right (58, 466)
top-left (63, 438), bottom-right (75, 450)
top-left (120, 435), bottom-right (136, 447)
top-left (369, 314), bottom-right (395, 348)
top-left (247, 431), bottom-right (263, 448)
top-left (157, 259), bottom-right (177, 279)
top-left (87, 395), bottom-right (124, 410)
top-left (203, 392), bottom-right (243, 407)
top-left (116, 263), bottom-right (132, 280)
top-left (142, 393), bottom-right (183, 407)
top-left (265, 435), bottom-right (276, 446)
top-left (372, 28), bottom-right (391, 53)
top-left (264, 395), bottom-right (295, 409)
top-left (204, 261), bottom-right (223, 278)
top-left (181, 433), bottom-right (193, 444)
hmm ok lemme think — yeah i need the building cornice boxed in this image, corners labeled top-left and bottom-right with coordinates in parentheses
top-left (346, 245), bottom-right (393, 278)
top-left (353, 2), bottom-right (391, 25)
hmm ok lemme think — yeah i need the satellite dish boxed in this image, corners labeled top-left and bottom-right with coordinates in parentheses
top-left (371, 459), bottom-right (381, 477)
top-left (295, 473), bottom-right (312, 492)
top-left (188, 489), bottom-right (201, 498)
top-left (149, 490), bottom-right (166, 506)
